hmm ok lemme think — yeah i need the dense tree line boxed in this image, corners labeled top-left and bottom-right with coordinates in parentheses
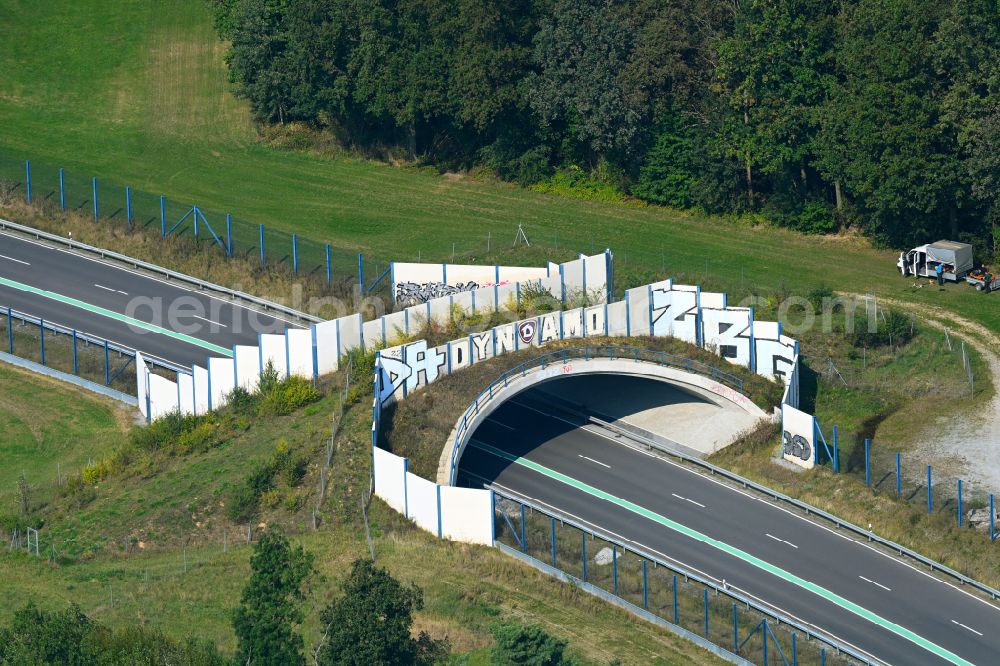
top-left (211, 0), bottom-right (999, 252)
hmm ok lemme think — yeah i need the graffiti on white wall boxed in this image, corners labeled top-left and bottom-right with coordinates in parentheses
top-left (395, 281), bottom-right (479, 306)
top-left (701, 307), bottom-right (753, 367)
top-left (651, 287), bottom-right (699, 344)
top-left (781, 403), bottom-right (815, 469)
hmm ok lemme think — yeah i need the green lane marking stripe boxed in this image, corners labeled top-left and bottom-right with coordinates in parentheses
top-left (471, 439), bottom-right (972, 666)
top-left (0, 275), bottom-right (232, 357)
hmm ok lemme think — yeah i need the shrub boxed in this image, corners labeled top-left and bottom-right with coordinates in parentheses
top-left (797, 201), bottom-right (837, 234)
top-left (260, 489), bottom-right (282, 510)
top-left (849, 309), bottom-right (915, 348)
top-left (257, 377), bottom-right (321, 416)
top-left (807, 284), bottom-right (835, 313)
top-left (226, 486), bottom-right (260, 523)
top-left (490, 622), bottom-right (573, 665)
top-left (175, 421), bottom-right (220, 454)
top-left (227, 385), bottom-right (259, 416)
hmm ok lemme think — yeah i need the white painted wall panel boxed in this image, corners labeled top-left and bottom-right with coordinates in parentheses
top-left (135, 353), bottom-right (149, 419)
top-left (362, 318), bottom-right (384, 351)
top-left (260, 334), bottom-right (288, 377)
top-left (148, 372), bottom-right (179, 420)
top-left (373, 447), bottom-right (407, 515)
top-left (440, 486), bottom-right (493, 545)
top-left (177, 371), bottom-right (195, 415)
top-left (193, 364), bottom-right (210, 415)
top-left (606, 301), bottom-right (628, 337)
top-left (208, 357), bottom-right (236, 409)
top-left (313, 319), bottom-right (340, 375)
top-left (427, 294), bottom-right (452, 325)
top-left (234, 345), bottom-right (262, 391)
top-left (337, 313), bottom-right (363, 356)
top-left (626, 286), bottom-right (651, 336)
top-left (406, 472), bottom-right (439, 534)
top-left (382, 311), bottom-right (407, 344)
top-left (562, 258), bottom-right (584, 295)
top-left (286, 328), bottom-right (314, 378)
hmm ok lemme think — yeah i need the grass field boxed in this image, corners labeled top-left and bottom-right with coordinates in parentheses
top-left (1, 0), bottom-right (999, 338)
top-left (0, 363), bottom-right (129, 517)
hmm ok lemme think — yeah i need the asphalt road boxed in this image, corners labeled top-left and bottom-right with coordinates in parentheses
top-left (459, 394), bottom-right (1000, 666)
top-left (0, 231), bottom-right (298, 368)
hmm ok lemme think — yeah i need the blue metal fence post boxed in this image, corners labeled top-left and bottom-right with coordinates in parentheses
top-left (59, 168), bottom-right (66, 210)
top-left (520, 504), bottom-right (526, 553)
top-left (958, 479), bottom-right (963, 527)
top-left (226, 214), bottom-right (233, 256)
top-left (865, 438), bottom-right (871, 487)
top-left (358, 253), bottom-right (364, 294)
top-left (292, 234), bottom-right (299, 274)
top-left (550, 517), bottom-right (556, 567)
top-left (820, 647), bottom-right (826, 666)
top-left (126, 186), bottom-right (132, 225)
top-left (897, 452), bottom-right (902, 498)
top-left (160, 196), bottom-right (166, 236)
top-left (792, 632), bottom-right (797, 666)
top-left (39, 319), bottom-right (45, 365)
top-left (92, 177), bottom-right (99, 220)
top-left (672, 575), bottom-right (678, 623)
top-left (832, 425), bottom-right (839, 472)
top-left (612, 546), bottom-right (618, 595)
top-left (703, 588), bottom-right (709, 637)
top-left (581, 532), bottom-right (587, 581)
top-left (762, 619), bottom-right (768, 665)
top-left (928, 465), bottom-right (933, 514)
top-left (6, 307), bottom-right (12, 353)
top-left (193, 206), bottom-right (200, 239)
top-left (732, 604), bottom-right (738, 652)
top-left (104, 339), bottom-right (110, 385)
top-left (24, 160), bottom-right (31, 203)
top-left (991, 494), bottom-right (996, 541)
top-left (642, 560), bottom-right (648, 609)
top-left (325, 244), bottom-right (332, 285)
top-left (72, 329), bottom-right (78, 375)
top-left (259, 224), bottom-right (265, 267)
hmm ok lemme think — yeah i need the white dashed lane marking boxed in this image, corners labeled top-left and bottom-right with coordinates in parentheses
top-left (671, 493), bottom-right (706, 508)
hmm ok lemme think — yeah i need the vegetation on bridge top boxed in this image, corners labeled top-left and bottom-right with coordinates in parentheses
top-left (380, 335), bottom-right (785, 481)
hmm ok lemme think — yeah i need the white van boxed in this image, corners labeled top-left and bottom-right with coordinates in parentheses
top-left (898, 240), bottom-right (974, 282)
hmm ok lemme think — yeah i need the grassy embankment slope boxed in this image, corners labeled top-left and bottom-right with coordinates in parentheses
top-left (0, 361), bottom-right (723, 665)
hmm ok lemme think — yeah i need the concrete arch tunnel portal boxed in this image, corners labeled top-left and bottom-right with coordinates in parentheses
top-left (444, 358), bottom-right (770, 486)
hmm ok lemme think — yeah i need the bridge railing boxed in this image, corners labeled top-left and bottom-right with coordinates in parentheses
top-left (1, 305), bottom-right (188, 394)
top-left (485, 486), bottom-right (878, 666)
top-left (449, 345), bottom-right (746, 484)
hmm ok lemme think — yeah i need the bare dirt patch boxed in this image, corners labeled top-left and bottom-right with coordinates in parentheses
top-left (845, 293), bottom-right (1000, 490)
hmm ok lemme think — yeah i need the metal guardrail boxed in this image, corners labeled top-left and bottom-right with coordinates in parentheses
top-left (490, 487), bottom-right (881, 666)
top-left (593, 417), bottom-right (1000, 605)
top-left (4, 305), bottom-right (189, 376)
top-left (448, 345), bottom-right (746, 484)
top-left (0, 217), bottom-right (321, 323)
